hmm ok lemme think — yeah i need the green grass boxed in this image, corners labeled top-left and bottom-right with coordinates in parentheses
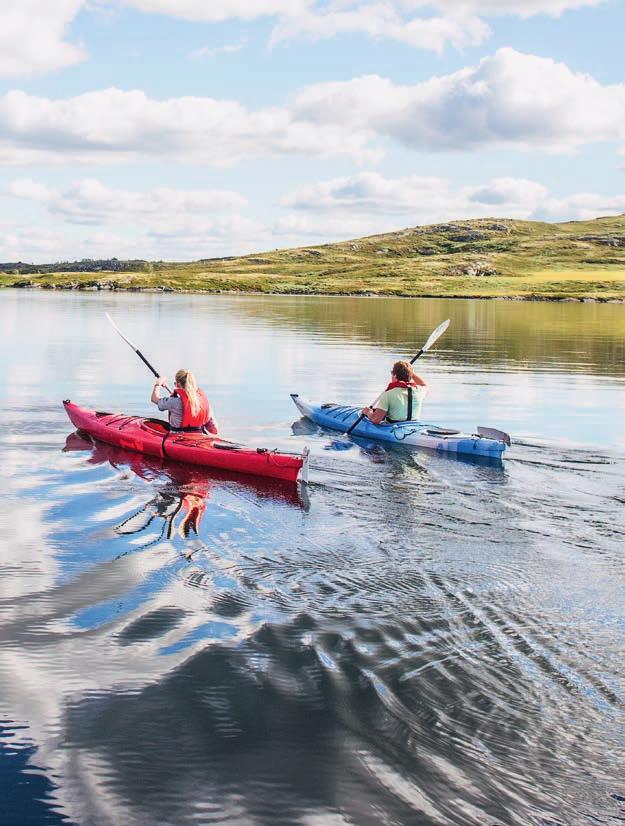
top-left (2, 215), bottom-right (625, 300)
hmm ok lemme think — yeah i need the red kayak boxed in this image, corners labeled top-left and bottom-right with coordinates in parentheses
top-left (63, 401), bottom-right (308, 484)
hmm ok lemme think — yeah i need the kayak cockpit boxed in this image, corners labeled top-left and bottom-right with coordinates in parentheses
top-left (142, 419), bottom-right (170, 436)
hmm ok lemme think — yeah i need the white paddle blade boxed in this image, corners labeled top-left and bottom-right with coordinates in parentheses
top-left (422, 318), bottom-right (450, 353)
top-left (105, 312), bottom-right (138, 351)
top-left (477, 426), bottom-right (511, 446)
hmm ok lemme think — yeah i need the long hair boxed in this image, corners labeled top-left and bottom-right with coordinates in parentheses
top-left (391, 360), bottom-right (412, 382)
top-left (175, 369), bottom-right (201, 417)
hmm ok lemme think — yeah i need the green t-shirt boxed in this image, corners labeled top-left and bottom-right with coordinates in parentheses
top-left (376, 385), bottom-right (427, 422)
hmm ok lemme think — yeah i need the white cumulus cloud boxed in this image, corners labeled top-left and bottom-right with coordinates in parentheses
top-left (294, 48), bottom-right (625, 153)
top-left (9, 178), bottom-right (248, 226)
top-left (271, 211), bottom-right (401, 241)
top-left (283, 171), bottom-right (552, 220)
top-left (5, 177), bottom-right (269, 261)
top-left (280, 170), bottom-right (625, 227)
top-left (0, 0), bottom-right (608, 81)
top-left (270, 3), bottom-right (489, 52)
top-left (0, 221), bottom-right (271, 263)
top-left (0, 51), bottom-right (623, 165)
top-left (537, 192), bottom-right (625, 221)
top-left (120, 0), bottom-right (310, 22)
top-left (0, 88), bottom-right (375, 166)
top-left (0, 0), bottom-right (86, 78)
top-left (469, 178), bottom-right (549, 206)
top-left (268, 0), bottom-right (606, 50)
top-left (0, 51), bottom-right (622, 165)
top-left (418, 0), bottom-right (605, 18)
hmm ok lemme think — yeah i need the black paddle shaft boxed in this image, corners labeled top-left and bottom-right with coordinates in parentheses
top-left (105, 311), bottom-right (173, 393)
top-left (136, 349), bottom-right (160, 379)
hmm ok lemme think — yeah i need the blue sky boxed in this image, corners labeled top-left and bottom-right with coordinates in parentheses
top-left (0, 0), bottom-right (623, 262)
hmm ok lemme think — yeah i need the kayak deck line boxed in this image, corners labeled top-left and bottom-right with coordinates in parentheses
top-left (290, 394), bottom-right (510, 460)
top-left (63, 400), bottom-right (309, 485)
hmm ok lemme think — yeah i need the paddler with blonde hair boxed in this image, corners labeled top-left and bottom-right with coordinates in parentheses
top-left (151, 368), bottom-right (218, 434)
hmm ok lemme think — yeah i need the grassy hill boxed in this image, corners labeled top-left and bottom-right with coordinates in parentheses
top-left (2, 214), bottom-right (625, 301)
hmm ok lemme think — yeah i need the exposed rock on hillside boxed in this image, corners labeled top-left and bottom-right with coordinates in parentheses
top-left (456, 261), bottom-right (497, 277)
top-left (578, 235), bottom-right (624, 247)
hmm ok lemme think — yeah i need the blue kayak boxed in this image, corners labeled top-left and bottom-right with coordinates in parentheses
top-left (290, 394), bottom-right (509, 460)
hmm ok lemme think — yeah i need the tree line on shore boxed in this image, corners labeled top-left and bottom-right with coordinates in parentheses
top-left (0, 258), bottom-right (157, 275)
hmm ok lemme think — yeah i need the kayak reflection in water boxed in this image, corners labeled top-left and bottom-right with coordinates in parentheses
top-left (111, 451), bottom-right (209, 542)
top-left (63, 432), bottom-right (307, 550)
top-left (150, 368), bottom-right (218, 435)
top-left (360, 360), bottom-right (428, 425)
top-left (64, 432), bottom-right (211, 545)
top-left (116, 483), bottom-right (208, 542)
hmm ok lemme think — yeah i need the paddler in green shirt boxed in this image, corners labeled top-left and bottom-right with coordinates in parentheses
top-left (361, 360), bottom-right (428, 425)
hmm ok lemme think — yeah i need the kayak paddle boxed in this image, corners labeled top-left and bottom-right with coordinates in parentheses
top-left (345, 318), bottom-right (450, 437)
top-left (105, 312), bottom-right (171, 393)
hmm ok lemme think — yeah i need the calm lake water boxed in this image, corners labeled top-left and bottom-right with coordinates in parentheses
top-left (1, 289), bottom-right (624, 825)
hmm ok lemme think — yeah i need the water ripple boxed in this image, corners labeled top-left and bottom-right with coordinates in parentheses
top-left (1, 293), bottom-right (625, 825)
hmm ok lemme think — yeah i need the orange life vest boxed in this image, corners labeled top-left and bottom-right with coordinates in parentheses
top-left (172, 387), bottom-right (211, 429)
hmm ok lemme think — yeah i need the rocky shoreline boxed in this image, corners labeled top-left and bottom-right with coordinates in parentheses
top-left (4, 280), bottom-right (624, 303)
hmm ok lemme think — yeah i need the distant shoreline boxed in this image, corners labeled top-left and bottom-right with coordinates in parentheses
top-left (2, 283), bottom-right (624, 303)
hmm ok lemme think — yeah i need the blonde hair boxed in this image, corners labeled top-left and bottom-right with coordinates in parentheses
top-left (175, 369), bottom-right (201, 417)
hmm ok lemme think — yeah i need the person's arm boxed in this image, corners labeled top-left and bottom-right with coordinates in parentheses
top-left (411, 370), bottom-right (427, 388)
top-left (150, 376), bottom-right (167, 406)
top-left (361, 391), bottom-right (388, 425)
top-left (361, 406), bottom-right (387, 425)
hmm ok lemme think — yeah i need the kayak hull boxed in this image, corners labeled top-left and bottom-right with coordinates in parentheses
top-left (290, 394), bottom-right (507, 460)
top-left (63, 401), bottom-right (308, 483)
